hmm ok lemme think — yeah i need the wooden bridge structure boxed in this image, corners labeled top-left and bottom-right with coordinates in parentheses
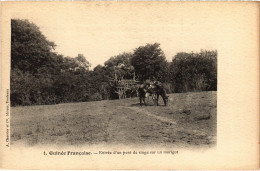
top-left (112, 66), bottom-right (139, 99)
top-left (114, 79), bottom-right (139, 99)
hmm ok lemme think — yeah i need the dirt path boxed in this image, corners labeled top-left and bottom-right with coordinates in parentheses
top-left (120, 106), bottom-right (177, 125)
top-left (99, 103), bottom-right (187, 147)
top-left (103, 104), bottom-right (214, 148)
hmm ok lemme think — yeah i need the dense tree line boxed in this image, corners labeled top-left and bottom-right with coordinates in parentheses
top-left (11, 19), bottom-right (217, 106)
top-left (169, 50), bottom-right (217, 93)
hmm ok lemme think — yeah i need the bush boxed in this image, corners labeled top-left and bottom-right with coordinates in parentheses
top-left (89, 92), bottom-right (103, 101)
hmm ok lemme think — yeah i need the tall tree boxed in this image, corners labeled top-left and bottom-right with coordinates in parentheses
top-left (11, 19), bottom-right (56, 73)
top-left (75, 54), bottom-right (91, 71)
top-left (104, 52), bottom-right (134, 80)
top-left (169, 50), bottom-right (217, 92)
top-left (131, 43), bottom-right (167, 82)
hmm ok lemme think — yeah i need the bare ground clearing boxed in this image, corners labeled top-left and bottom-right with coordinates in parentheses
top-left (11, 91), bottom-right (216, 148)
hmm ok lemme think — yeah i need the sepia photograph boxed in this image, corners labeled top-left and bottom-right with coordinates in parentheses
top-left (1, 1), bottom-right (259, 170)
top-left (10, 16), bottom-right (217, 149)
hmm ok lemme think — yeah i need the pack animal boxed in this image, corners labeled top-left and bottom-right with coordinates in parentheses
top-left (138, 82), bottom-right (168, 106)
top-left (149, 82), bottom-right (168, 106)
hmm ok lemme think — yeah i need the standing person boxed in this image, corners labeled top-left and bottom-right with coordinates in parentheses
top-left (138, 83), bottom-right (147, 106)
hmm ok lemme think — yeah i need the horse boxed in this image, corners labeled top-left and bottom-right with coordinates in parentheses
top-left (146, 85), bottom-right (157, 105)
top-left (138, 82), bottom-right (168, 106)
top-left (149, 82), bottom-right (168, 106)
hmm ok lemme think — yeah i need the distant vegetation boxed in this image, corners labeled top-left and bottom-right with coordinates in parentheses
top-left (11, 19), bottom-right (217, 106)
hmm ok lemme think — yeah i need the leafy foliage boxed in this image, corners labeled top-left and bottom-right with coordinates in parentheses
top-left (169, 50), bottom-right (217, 92)
top-left (11, 19), bottom-right (92, 105)
top-left (131, 43), bottom-right (167, 82)
top-left (11, 19), bottom-right (56, 73)
top-left (10, 19), bottom-right (217, 106)
top-left (75, 54), bottom-right (91, 71)
top-left (105, 52), bottom-right (135, 80)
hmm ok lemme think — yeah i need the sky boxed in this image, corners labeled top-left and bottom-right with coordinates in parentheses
top-left (7, 2), bottom-right (229, 69)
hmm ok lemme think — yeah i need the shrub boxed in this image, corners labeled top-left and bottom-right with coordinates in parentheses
top-left (89, 92), bottom-right (103, 101)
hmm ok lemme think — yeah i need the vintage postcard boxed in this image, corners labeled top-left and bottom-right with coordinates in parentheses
top-left (1, 1), bottom-right (259, 170)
